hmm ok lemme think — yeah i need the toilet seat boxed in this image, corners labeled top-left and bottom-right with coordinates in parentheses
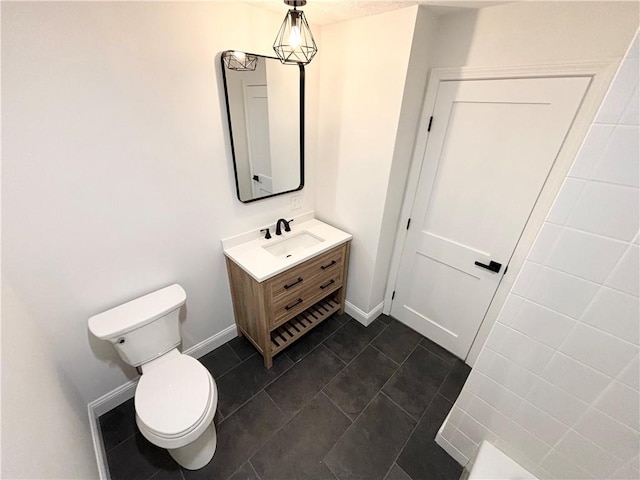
top-left (135, 354), bottom-right (217, 449)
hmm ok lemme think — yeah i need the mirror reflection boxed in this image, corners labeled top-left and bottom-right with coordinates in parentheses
top-left (221, 51), bottom-right (304, 203)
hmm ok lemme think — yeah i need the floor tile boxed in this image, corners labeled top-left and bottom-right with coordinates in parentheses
top-left (324, 394), bottom-right (416, 480)
top-left (182, 392), bottom-right (288, 480)
top-left (397, 394), bottom-right (462, 480)
top-left (200, 343), bottom-right (242, 379)
top-left (106, 430), bottom-right (179, 480)
top-left (323, 317), bottom-right (388, 363)
top-left (284, 312), bottom-right (349, 363)
top-left (228, 335), bottom-right (258, 361)
top-left (265, 345), bottom-right (345, 417)
top-left (99, 397), bottom-right (137, 452)
top-left (420, 337), bottom-right (459, 365)
top-left (438, 359), bottom-right (471, 403)
top-left (228, 462), bottom-right (259, 480)
top-left (101, 320), bottom-right (466, 480)
top-left (383, 346), bottom-right (452, 419)
top-left (150, 467), bottom-right (185, 480)
top-left (324, 346), bottom-right (398, 419)
top-left (371, 319), bottom-right (423, 364)
top-left (216, 353), bottom-right (293, 417)
top-left (251, 393), bottom-right (351, 480)
top-left (384, 463), bottom-right (412, 480)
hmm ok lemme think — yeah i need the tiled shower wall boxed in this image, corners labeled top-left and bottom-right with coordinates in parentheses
top-left (436, 33), bottom-right (640, 480)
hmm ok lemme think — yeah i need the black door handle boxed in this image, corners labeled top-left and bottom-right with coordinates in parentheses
top-left (474, 260), bottom-right (502, 273)
top-left (252, 175), bottom-right (260, 182)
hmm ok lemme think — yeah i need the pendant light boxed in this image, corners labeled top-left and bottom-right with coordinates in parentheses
top-left (222, 50), bottom-right (258, 71)
top-left (273, 0), bottom-right (317, 65)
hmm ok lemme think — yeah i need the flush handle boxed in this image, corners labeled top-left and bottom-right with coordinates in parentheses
top-left (474, 260), bottom-right (502, 273)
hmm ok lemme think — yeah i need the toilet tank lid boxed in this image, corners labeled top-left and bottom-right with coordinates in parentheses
top-left (88, 284), bottom-right (186, 339)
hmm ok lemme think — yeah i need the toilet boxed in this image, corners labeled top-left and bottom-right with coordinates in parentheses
top-left (88, 284), bottom-right (217, 470)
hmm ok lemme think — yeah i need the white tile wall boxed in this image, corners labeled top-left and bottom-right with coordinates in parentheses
top-left (436, 32), bottom-right (640, 479)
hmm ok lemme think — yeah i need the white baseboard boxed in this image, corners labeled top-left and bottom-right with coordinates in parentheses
top-left (87, 324), bottom-right (238, 479)
top-left (183, 324), bottom-right (237, 359)
top-left (344, 301), bottom-right (384, 326)
top-left (88, 404), bottom-right (110, 480)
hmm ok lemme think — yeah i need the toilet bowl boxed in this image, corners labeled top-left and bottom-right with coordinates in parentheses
top-left (88, 284), bottom-right (218, 470)
top-left (135, 350), bottom-right (218, 469)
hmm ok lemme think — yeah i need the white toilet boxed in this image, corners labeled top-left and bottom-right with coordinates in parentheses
top-left (88, 284), bottom-right (218, 470)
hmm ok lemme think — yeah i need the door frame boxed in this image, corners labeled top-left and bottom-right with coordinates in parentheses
top-left (383, 60), bottom-right (619, 364)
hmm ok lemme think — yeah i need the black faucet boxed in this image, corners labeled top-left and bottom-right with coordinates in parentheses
top-left (260, 228), bottom-right (271, 239)
top-left (275, 218), bottom-right (293, 236)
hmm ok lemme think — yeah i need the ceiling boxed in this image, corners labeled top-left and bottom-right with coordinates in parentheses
top-left (244, 0), bottom-right (507, 25)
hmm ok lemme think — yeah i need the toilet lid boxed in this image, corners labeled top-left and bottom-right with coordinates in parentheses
top-left (135, 355), bottom-right (212, 437)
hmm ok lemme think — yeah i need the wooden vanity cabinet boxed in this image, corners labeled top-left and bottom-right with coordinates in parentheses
top-left (225, 241), bottom-right (351, 368)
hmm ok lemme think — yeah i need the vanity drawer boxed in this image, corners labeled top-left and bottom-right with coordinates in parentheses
top-left (271, 273), bottom-right (343, 327)
top-left (268, 245), bottom-right (345, 303)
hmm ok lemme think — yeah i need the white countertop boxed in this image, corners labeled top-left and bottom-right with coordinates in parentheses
top-left (222, 213), bottom-right (352, 282)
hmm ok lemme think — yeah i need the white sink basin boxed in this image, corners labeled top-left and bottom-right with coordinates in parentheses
top-left (263, 231), bottom-right (324, 259)
top-left (222, 214), bottom-right (352, 282)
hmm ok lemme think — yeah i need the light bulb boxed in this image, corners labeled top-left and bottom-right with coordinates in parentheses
top-left (289, 25), bottom-right (301, 48)
top-left (233, 51), bottom-right (246, 61)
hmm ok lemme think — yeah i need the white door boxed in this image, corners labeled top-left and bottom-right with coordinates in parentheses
top-left (391, 76), bottom-right (590, 359)
top-left (245, 84), bottom-right (273, 197)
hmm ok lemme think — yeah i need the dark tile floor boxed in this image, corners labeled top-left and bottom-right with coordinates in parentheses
top-left (99, 314), bottom-right (471, 480)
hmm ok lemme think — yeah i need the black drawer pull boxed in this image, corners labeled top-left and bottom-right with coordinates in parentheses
top-left (320, 279), bottom-right (335, 290)
top-left (284, 277), bottom-right (303, 289)
top-left (285, 298), bottom-right (303, 310)
top-left (321, 260), bottom-right (337, 270)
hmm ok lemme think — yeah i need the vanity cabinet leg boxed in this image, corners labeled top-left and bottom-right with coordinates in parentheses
top-left (264, 353), bottom-right (273, 369)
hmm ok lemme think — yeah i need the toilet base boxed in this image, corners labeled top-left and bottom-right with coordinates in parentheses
top-left (168, 421), bottom-right (217, 470)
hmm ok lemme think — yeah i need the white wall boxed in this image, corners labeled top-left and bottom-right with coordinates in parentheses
top-left (2, 285), bottom-right (99, 478)
top-left (437, 33), bottom-right (640, 480)
top-left (1, 2), bottom-right (319, 476)
top-left (316, 5), bottom-right (421, 313)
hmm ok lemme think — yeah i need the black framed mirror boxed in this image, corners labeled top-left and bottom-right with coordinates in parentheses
top-left (221, 51), bottom-right (305, 203)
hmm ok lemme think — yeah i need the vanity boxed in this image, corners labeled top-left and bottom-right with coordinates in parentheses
top-left (222, 214), bottom-right (352, 368)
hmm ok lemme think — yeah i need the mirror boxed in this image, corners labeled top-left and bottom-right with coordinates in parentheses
top-left (221, 51), bottom-right (305, 203)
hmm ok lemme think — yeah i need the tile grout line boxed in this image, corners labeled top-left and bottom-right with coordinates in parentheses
top-left (379, 390), bottom-right (421, 423)
top-left (248, 459), bottom-right (262, 480)
top-left (103, 431), bottom-right (136, 455)
top-left (369, 342), bottom-right (402, 367)
top-left (320, 390), bottom-right (357, 424)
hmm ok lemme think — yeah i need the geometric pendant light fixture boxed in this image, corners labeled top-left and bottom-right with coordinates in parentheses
top-left (273, 0), bottom-right (318, 65)
top-left (222, 50), bottom-right (258, 71)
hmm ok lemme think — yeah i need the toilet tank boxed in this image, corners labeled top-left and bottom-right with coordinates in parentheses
top-left (88, 284), bottom-right (186, 367)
